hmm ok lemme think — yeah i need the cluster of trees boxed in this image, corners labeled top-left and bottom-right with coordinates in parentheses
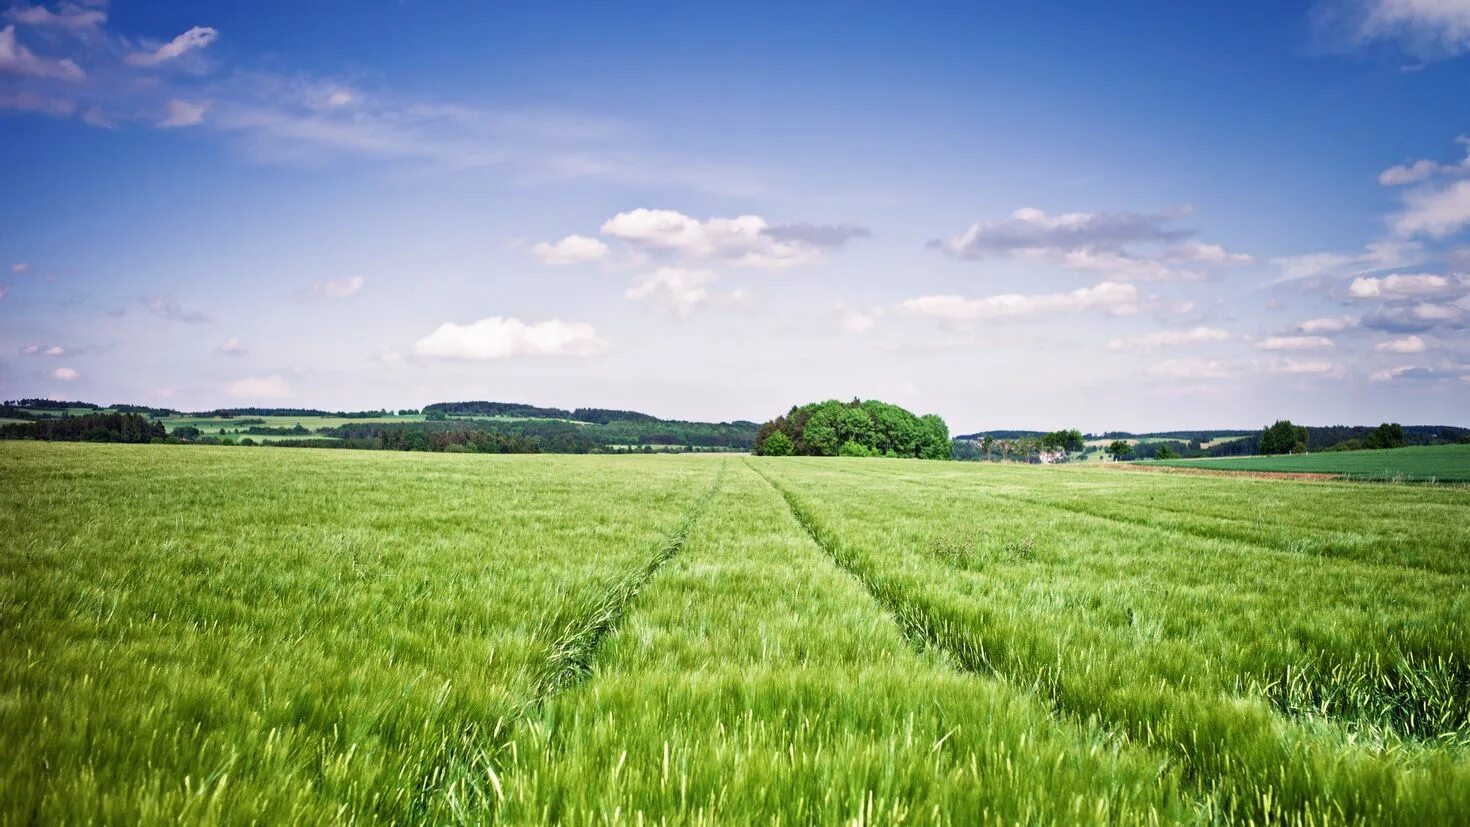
top-left (199, 407), bottom-right (393, 419)
top-left (2, 398), bottom-right (97, 410)
top-left (0, 412), bottom-right (165, 443)
top-left (754, 399), bottom-right (951, 459)
top-left (953, 429), bottom-right (1085, 463)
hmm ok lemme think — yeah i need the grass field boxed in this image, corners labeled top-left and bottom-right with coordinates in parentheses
top-left (2, 444), bottom-right (1467, 824)
top-left (1155, 443), bottom-right (1470, 481)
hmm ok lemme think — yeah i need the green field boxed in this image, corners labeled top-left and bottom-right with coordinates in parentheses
top-left (2, 443), bottom-right (1467, 824)
top-left (1155, 443), bottom-right (1470, 481)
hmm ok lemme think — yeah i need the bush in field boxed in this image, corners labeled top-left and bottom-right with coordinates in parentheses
top-left (1365, 422), bottom-right (1405, 450)
top-left (755, 399), bottom-right (950, 459)
top-left (1155, 445), bottom-right (1180, 460)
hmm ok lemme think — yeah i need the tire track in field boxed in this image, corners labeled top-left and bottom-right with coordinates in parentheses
top-left (834, 462), bottom-right (1454, 579)
top-left (527, 460), bottom-right (726, 707)
top-left (416, 461), bottom-right (726, 822)
top-left (746, 460), bottom-right (1465, 824)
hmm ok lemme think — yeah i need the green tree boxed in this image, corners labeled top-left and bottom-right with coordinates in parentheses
top-left (1155, 445), bottom-right (1180, 460)
top-left (1364, 422), bottom-right (1405, 450)
top-left (981, 435), bottom-right (995, 461)
top-left (758, 431), bottom-right (794, 456)
top-left (1260, 420), bottom-right (1308, 454)
top-left (1107, 439), bottom-right (1131, 461)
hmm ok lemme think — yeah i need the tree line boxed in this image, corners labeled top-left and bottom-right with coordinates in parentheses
top-left (0, 412), bottom-right (165, 443)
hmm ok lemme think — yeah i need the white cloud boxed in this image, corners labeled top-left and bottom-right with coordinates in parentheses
top-left (159, 98), bottom-right (208, 128)
top-left (1148, 358), bottom-right (1234, 380)
top-left (837, 304), bottom-right (879, 334)
top-left (1164, 242), bottom-right (1255, 265)
top-left (1376, 334), bottom-right (1427, 353)
top-left (412, 316), bottom-right (608, 360)
top-left (1261, 358), bottom-right (1342, 376)
top-left (145, 295), bottom-right (210, 323)
top-left (314, 275), bottom-right (364, 299)
top-left (1298, 315), bottom-right (1360, 333)
top-left (530, 234), bottom-right (609, 265)
top-left (1393, 179), bottom-right (1470, 237)
top-left (0, 24), bottom-right (83, 79)
top-left (226, 375), bottom-right (291, 399)
top-left (126, 26), bottom-right (218, 67)
top-left (1107, 326), bottom-right (1234, 352)
top-left (20, 344), bottom-right (66, 356)
top-left (1257, 336), bottom-right (1335, 350)
top-left (600, 208), bottom-right (828, 269)
top-left (0, 286), bottom-right (7, 301)
top-left (1270, 240), bottom-right (1423, 284)
top-left (900, 281), bottom-right (1140, 323)
top-left (4, 4), bottom-right (107, 32)
top-left (50, 367), bottom-right (78, 381)
top-left (933, 207), bottom-right (1248, 282)
top-left (215, 336), bottom-right (246, 355)
top-left (10, 262), bottom-right (29, 274)
top-left (1345, 0), bottom-right (1470, 57)
top-left (625, 267), bottom-right (717, 317)
top-left (1347, 273), bottom-right (1453, 298)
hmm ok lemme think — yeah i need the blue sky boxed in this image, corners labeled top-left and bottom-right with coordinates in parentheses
top-left (2, 1), bottom-right (1469, 430)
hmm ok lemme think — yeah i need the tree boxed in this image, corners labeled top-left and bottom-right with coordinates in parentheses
top-left (1364, 422), bottom-right (1404, 450)
top-left (1155, 445), bottom-right (1180, 460)
top-left (1107, 439), bottom-right (1131, 461)
top-left (982, 435), bottom-right (995, 461)
top-left (1260, 420), bottom-right (1308, 455)
top-left (758, 431), bottom-right (794, 456)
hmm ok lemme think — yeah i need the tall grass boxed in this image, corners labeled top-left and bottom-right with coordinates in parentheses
top-left (3, 443), bottom-right (1466, 823)
top-left (755, 457), bottom-right (1470, 824)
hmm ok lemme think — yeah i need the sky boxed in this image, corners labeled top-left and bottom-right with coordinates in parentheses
top-left (2, 1), bottom-right (1469, 432)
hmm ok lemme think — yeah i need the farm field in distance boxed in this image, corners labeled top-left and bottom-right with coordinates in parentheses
top-left (1154, 443), bottom-right (1470, 481)
top-left (2, 442), bottom-right (1467, 824)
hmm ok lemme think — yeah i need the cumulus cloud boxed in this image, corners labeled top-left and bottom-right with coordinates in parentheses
top-left (1148, 356), bottom-right (1341, 380)
top-left (0, 23), bottom-right (84, 79)
top-left (1393, 179), bottom-right (1470, 237)
top-left (20, 344), bottom-right (67, 356)
top-left (623, 267), bottom-right (719, 317)
top-left (530, 234), bottom-right (609, 265)
top-left (935, 208), bottom-right (1193, 257)
top-left (598, 208), bottom-right (851, 269)
top-left (1332, 0), bottom-right (1470, 58)
top-left (412, 316), bottom-right (608, 360)
top-left (932, 207), bottom-right (1248, 282)
top-left (145, 295), bottom-right (210, 323)
top-left (900, 281), bottom-right (1140, 323)
top-left (1106, 326), bottom-right (1234, 352)
top-left (226, 374), bottom-right (291, 399)
top-left (1147, 358), bottom-right (1234, 380)
top-left (1298, 315), bottom-right (1360, 333)
top-left (1347, 273), bottom-right (1455, 298)
top-left (1270, 240), bottom-right (1423, 284)
top-left (1164, 242), bottom-right (1255, 265)
top-left (159, 98), bottom-right (208, 128)
top-left (215, 336), bottom-right (246, 355)
top-left (1370, 364), bottom-right (1467, 382)
top-left (10, 262), bottom-right (29, 273)
top-left (1376, 334), bottom-right (1427, 353)
top-left (1257, 336), bottom-right (1335, 350)
top-left (313, 275), bottom-right (364, 298)
top-left (836, 304), bottom-right (880, 334)
top-left (762, 223), bottom-right (872, 247)
top-left (126, 25), bottom-right (217, 67)
top-left (1362, 300), bottom-right (1466, 332)
top-left (4, 3), bottom-right (107, 32)
top-left (50, 366), bottom-right (78, 381)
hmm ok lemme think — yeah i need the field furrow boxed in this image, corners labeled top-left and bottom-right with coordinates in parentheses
top-left (496, 461), bottom-right (1194, 824)
top-left (756, 458), bottom-right (1470, 825)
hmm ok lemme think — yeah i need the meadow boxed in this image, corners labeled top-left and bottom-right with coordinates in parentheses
top-left (1, 443), bottom-right (1467, 824)
top-left (1154, 443), bottom-right (1470, 482)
